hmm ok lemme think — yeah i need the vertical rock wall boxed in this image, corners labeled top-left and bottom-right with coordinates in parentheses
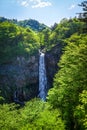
top-left (0, 43), bottom-right (64, 102)
top-left (0, 54), bottom-right (39, 102)
top-left (45, 43), bottom-right (63, 90)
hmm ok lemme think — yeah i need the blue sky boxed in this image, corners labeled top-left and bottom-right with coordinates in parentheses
top-left (0, 0), bottom-right (83, 26)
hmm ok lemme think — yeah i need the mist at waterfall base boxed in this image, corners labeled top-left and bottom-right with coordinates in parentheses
top-left (39, 52), bottom-right (47, 101)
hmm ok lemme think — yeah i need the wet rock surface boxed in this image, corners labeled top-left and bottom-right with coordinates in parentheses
top-left (45, 43), bottom-right (63, 90)
top-left (0, 43), bottom-right (64, 102)
top-left (0, 54), bottom-right (39, 102)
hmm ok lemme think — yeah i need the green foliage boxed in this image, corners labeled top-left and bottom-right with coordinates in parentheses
top-left (0, 91), bottom-right (4, 104)
top-left (31, 109), bottom-right (64, 130)
top-left (39, 28), bottom-right (51, 50)
top-left (51, 18), bottom-right (83, 40)
top-left (0, 6), bottom-right (87, 130)
top-left (0, 17), bottom-right (48, 32)
top-left (78, 1), bottom-right (87, 33)
top-left (74, 90), bottom-right (87, 129)
top-left (18, 19), bottom-right (48, 31)
top-left (0, 22), bottom-right (40, 64)
top-left (0, 99), bottom-right (65, 130)
top-left (19, 99), bottom-right (65, 130)
top-left (39, 18), bottom-right (83, 51)
top-left (0, 103), bottom-right (21, 130)
top-left (39, 18), bottom-right (84, 52)
top-left (47, 34), bottom-right (87, 130)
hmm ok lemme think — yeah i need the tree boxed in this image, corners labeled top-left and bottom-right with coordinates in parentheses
top-left (47, 34), bottom-right (87, 130)
top-left (78, 1), bottom-right (87, 33)
top-left (74, 90), bottom-right (87, 130)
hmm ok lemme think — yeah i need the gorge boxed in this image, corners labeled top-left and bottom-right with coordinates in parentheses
top-left (0, 1), bottom-right (87, 129)
top-left (0, 42), bottom-right (63, 102)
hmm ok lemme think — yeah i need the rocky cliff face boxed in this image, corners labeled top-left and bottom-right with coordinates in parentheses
top-left (0, 54), bottom-right (39, 102)
top-left (45, 43), bottom-right (63, 90)
top-left (0, 43), bottom-right (63, 103)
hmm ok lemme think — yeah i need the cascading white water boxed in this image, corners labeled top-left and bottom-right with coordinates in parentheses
top-left (39, 52), bottom-right (47, 101)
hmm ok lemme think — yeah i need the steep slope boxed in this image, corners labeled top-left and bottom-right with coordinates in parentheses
top-left (0, 21), bottom-right (39, 64)
top-left (0, 17), bottom-right (84, 103)
top-left (0, 17), bottom-right (48, 31)
top-left (18, 19), bottom-right (48, 31)
top-left (0, 21), bottom-right (40, 102)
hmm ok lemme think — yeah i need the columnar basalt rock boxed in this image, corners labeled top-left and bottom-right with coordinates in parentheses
top-left (0, 54), bottom-right (39, 102)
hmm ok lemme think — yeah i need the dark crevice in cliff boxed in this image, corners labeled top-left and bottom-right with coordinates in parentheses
top-left (45, 43), bottom-right (64, 90)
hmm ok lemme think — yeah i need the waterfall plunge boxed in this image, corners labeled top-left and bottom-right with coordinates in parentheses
top-left (39, 52), bottom-right (47, 101)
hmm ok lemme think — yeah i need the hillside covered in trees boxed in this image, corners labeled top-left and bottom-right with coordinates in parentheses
top-left (0, 1), bottom-right (87, 130)
top-left (0, 17), bottom-right (48, 31)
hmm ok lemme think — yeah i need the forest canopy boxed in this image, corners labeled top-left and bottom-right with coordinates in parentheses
top-left (0, 1), bottom-right (87, 129)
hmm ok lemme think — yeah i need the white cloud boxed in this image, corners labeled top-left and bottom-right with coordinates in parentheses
top-left (69, 4), bottom-right (76, 10)
top-left (32, 1), bottom-right (52, 8)
top-left (30, 0), bottom-right (41, 2)
top-left (17, 0), bottom-right (52, 8)
top-left (21, 1), bottom-right (29, 7)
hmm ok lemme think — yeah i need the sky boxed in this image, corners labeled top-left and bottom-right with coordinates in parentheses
top-left (0, 0), bottom-right (83, 26)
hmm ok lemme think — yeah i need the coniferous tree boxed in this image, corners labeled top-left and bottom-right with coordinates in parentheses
top-left (78, 1), bottom-right (87, 33)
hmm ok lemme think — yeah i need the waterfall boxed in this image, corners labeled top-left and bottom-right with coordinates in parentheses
top-left (39, 52), bottom-right (47, 101)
